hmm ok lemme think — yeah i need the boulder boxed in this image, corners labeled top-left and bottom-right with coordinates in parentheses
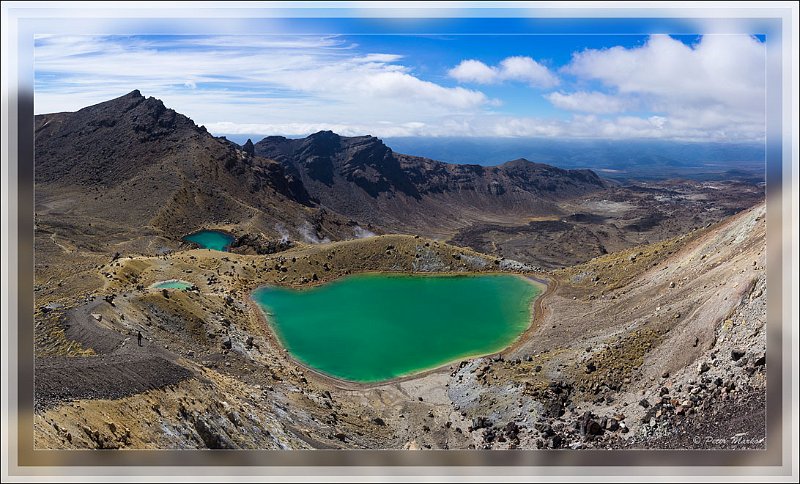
top-left (731, 349), bottom-right (746, 361)
top-left (471, 416), bottom-right (492, 430)
top-left (193, 416), bottom-right (236, 449)
top-left (577, 412), bottom-right (603, 436)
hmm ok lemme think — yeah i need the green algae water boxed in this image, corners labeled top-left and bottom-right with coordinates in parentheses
top-left (151, 280), bottom-right (193, 290)
top-left (183, 230), bottom-right (234, 251)
top-left (252, 273), bottom-right (541, 383)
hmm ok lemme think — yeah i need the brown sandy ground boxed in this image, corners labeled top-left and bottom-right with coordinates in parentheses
top-left (33, 204), bottom-right (766, 450)
top-left (448, 180), bottom-right (763, 269)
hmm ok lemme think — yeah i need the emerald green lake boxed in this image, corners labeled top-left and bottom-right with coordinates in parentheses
top-left (151, 280), bottom-right (193, 290)
top-left (252, 273), bottom-right (541, 383)
top-left (183, 230), bottom-right (235, 251)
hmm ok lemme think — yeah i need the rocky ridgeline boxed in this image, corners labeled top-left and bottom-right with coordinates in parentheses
top-left (230, 233), bottom-right (293, 255)
top-left (438, 264), bottom-right (766, 451)
top-left (252, 130), bottom-right (607, 236)
top-left (620, 273), bottom-right (767, 448)
top-left (447, 340), bottom-right (765, 450)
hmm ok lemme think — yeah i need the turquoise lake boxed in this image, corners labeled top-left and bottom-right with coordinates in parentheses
top-left (252, 273), bottom-right (541, 383)
top-left (151, 280), bottom-right (193, 290)
top-left (183, 230), bottom-right (235, 251)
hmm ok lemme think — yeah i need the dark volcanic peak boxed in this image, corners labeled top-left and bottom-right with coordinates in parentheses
top-left (501, 157), bottom-right (572, 171)
top-left (254, 130), bottom-right (414, 196)
top-left (34, 91), bottom-right (314, 235)
top-left (35, 90), bottom-right (205, 185)
top-left (307, 129), bottom-right (341, 141)
top-left (257, 130), bottom-right (604, 197)
top-left (254, 130), bottom-right (606, 229)
top-left (243, 138), bottom-right (255, 156)
top-left (497, 157), bottom-right (604, 188)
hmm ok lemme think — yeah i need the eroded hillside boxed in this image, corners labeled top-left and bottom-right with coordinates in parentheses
top-left (33, 204), bottom-right (766, 450)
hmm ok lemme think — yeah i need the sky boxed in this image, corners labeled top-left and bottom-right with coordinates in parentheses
top-left (34, 32), bottom-right (767, 141)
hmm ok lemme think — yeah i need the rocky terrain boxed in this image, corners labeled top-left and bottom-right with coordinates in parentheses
top-left (32, 91), bottom-right (766, 450)
top-left (255, 133), bottom-right (605, 236)
top-left (35, 91), bottom-right (761, 271)
top-left (255, 131), bottom-right (762, 268)
top-left (34, 90), bottom-right (346, 252)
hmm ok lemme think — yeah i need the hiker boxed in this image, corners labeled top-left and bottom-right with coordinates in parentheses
top-left (137, 330), bottom-right (143, 347)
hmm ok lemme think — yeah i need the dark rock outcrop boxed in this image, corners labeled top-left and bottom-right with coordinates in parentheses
top-left (255, 131), bottom-right (419, 197)
top-left (230, 233), bottom-right (293, 255)
top-left (242, 138), bottom-right (255, 156)
top-left (255, 131), bottom-right (606, 233)
top-left (34, 90), bottom-right (316, 240)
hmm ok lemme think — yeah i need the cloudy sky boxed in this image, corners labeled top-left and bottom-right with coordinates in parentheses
top-left (34, 33), bottom-right (766, 141)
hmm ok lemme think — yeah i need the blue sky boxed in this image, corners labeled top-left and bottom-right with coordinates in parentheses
top-left (34, 32), bottom-right (766, 141)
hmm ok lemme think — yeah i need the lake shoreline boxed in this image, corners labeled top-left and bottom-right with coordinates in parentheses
top-left (182, 229), bottom-right (236, 252)
top-left (249, 271), bottom-right (551, 389)
top-left (149, 279), bottom-right (193, 290)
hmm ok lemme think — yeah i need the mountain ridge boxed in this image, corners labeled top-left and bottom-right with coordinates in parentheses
top-left (253, 129), bottom-right (606, 233)
top-left (34, 90), bottom-right (334, 245)
top-left (35, 90), bottom-right (608, 246)
top-left (254, 130), bottom-right (605, 199)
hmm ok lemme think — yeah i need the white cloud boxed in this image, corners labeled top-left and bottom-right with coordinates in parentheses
top-left (205, 121), bottom-right (425, 138)
top-left (34, 34), bottom-right (765, 142)
top-left (448, 59), bottom-right (498, 84)
top-left (356, 53), bottom-right (404, 63)
top-left (566, 35), bottom-right (764, 105)
top-left (562, 34), bottom-right (765, 139)
top-left (448, 56), bottom-right (559, 88)
top-left (498, 56), bottom-right (559, 87)
top-left (34, 35), bottom-right (491, 128)
top-left (460, 113), bottom-right (758, 141)
top-left (207, 112), bottom-right (760, 142)
top-left (545, 91), bottom-right (633, 114)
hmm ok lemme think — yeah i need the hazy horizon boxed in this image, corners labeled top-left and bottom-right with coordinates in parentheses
top-left (214, 133), bottom-right (764, 180)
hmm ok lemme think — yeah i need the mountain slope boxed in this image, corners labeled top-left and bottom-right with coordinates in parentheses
top-left (33, 201), bottom-right (767, 450)
top-left (35, 92), bottom-right (606, 254)
top-left (34, 91), bottom-right (345, 252)
top-left (34, 92), bottom-right (760, 271)
top-left (254, 131), bottom-right (606, 234)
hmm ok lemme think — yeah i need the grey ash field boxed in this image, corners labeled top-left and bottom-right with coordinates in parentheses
top-left (33, 91), bottom-right (766, 449)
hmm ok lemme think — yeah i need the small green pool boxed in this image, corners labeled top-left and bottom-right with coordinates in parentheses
top-left (183, 230), bottom-right (235, 251)
top-left (252, 273), bottom-right (540, 383)
top-left (151, 280), bottom-right (193, 290)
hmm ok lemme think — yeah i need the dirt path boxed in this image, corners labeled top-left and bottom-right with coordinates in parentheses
top-left (34, 354), bottom-right (192, 411)
top-left (35, 296), bottom-right (194, 409)
top-left (49, 232), bottom-right (74, 254)
top-left (61, 299), bottom-right (125, 354)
